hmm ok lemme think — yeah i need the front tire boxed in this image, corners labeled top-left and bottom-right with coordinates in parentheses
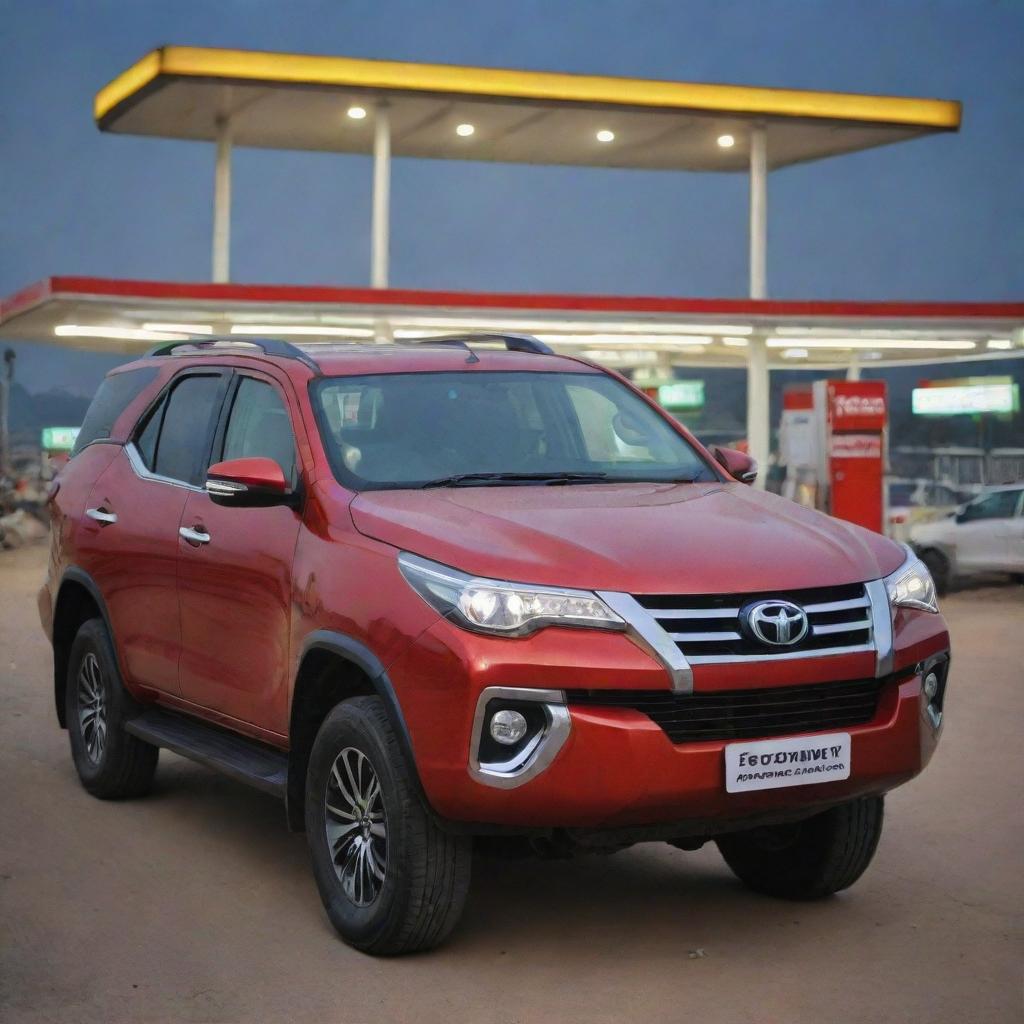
top-left (305, 697), bottom-right (472, 955)
top-left (66, 619), bottom-right (159, 799)
top-left (715, 797), bottom-right (884, 900)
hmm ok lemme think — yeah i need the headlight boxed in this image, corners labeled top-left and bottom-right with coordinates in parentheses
top-left (884, 548), bottom-right (939, 613)
top-left (398, 552), bottom-right (625, 637)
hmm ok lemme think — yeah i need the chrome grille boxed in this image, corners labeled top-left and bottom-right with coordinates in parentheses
top-left (634, 582), bottom-right (874, 664)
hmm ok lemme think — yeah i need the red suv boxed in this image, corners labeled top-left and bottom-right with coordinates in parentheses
top-left (40, 335), bottom-right (949, 954)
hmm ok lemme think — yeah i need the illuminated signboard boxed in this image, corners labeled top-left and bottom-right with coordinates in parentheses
top-left (911, 379), bottom-right (1019, 416)
top-left (657, 380), bottom-right (705, 410)
top-left (40, 426), bottom-right (80, 451)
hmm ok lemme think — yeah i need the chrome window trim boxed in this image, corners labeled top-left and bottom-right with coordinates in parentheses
top-left (469, 686), bottom-right (571, 790)
top-left (124, 441), bottom-right (205, 493)
top-left (596, 591), bottom-right (694, 694)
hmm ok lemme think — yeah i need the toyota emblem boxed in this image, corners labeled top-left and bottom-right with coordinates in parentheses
top-left (743, 600), bottom-right (809, 646)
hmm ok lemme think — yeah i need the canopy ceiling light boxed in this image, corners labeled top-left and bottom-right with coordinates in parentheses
top-left (54, 324), bottom-right (188, 342)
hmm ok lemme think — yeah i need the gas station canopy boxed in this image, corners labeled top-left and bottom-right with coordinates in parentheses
top-left (95, 46), bottom-right (960, 171)
top-left (3, 276), bottom-right (1021, 370)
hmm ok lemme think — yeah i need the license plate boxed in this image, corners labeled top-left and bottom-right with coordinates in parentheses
top-left (724, 732), bottom-right (851, 793)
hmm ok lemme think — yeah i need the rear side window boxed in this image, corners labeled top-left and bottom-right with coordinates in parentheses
top-left (150, 374), bottom-right (226, 485)
top-left (71, 367), bottom-right (159, 456)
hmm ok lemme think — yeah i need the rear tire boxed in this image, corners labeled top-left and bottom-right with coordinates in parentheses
top-left (305, 696), bottom-right (472, 955)
top-left (716, 797), bottom-right (884, 900)
top-left (66, 619), bottom-right (159, 799)
top-left (919, 549), bottom-right (951, 596)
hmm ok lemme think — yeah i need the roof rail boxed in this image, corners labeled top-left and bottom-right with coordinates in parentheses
top-left (145, 337), bottom-right (320, 372)
top-left (408, 332), bottom-right (555, 359)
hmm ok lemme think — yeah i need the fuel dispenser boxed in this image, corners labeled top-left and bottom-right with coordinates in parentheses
top-left (779, 380), bottom-right (888, 534)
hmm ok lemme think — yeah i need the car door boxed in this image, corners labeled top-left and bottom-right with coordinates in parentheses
top-left (176, 370), bottom-right (303, 736)
top-left (79, 369), bottom-right (229, 694)
top-left (954, 489), bottom-right (1022, 573)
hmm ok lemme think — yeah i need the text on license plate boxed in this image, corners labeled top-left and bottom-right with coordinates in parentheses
top-left (724, 732), bottom-right (851, 793)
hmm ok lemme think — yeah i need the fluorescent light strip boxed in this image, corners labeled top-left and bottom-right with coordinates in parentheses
top-left (142, 322), bottom-right (215, 335)
top-left (767, 337), bottom-right (977, 351)
top-left (987, 338), bottom-right (1013, 350)
top-left (536, 339), bottom-right (712, 352)
top-left (230, 325), bottom-right (374, 337)
top-left (722, 336), bottom-right (749, 347)
top-left (782, 348), bottom-right (809, 359)
top-left (55, 325), bottom-right (188, 342)
top-left (388, 318), bottom-right (753, 336)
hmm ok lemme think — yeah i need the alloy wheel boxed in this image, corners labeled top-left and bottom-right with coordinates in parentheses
top-left (77, 651), bottom-right (107, 764)
top-left (325, 746), bottom-right (389, 906)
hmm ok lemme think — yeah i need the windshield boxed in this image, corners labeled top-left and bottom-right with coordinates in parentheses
top-left (312, 371), bottom-right (716, 490)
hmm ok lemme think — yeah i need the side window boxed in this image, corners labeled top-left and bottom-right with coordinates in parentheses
top-left (221, 378), bottom-right (297, 485)
top-left (71, 366), bottom-right (159, 456)
top-left (152, 375), bottom-right (226, 485)
top-left (960, 490), bottom-right (1021, 522)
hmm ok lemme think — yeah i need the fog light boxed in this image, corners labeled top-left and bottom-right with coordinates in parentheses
top-left (489, 709), bottom-right (528, 746)
top-left (924, 672), bottom-right (939, 701)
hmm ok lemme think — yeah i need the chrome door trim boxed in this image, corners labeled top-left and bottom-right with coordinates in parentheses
top-left (596, 591), bottom-right (694, 694)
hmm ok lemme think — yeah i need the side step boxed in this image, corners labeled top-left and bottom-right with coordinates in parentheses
top-left (125, 708), bottom-right (288, 798)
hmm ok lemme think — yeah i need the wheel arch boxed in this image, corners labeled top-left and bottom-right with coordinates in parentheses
top-left (287, 630), bottom-right (425, 832)
top-left (52, 568), bottom-right (115, 728)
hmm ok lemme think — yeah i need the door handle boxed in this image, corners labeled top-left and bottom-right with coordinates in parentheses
top-left (86, 507), bottom-right (117, 525)
top-left (179, 525), bottom-right (211, 546)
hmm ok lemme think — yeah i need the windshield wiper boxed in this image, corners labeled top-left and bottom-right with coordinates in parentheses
top-left (419, 471), bottom-right (609, 488)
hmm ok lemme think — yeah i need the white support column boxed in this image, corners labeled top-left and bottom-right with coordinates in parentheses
top-left (846, 354), bottom-right (861, 381)
top-left (212, 117), bottom-right (233, 283)
top-left (748, 123), bottom-right (768, 301)
top-left (371, 103), bottom-right (392, 289)
top-left (746, 123), bottom-right (770, 487)
top-left (746, 335), bottom-right (769, 486)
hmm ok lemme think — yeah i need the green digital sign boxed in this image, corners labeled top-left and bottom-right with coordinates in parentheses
top-left (41, 426), bottom-right (80, 451)
top-left (912, 379), bottom-right (1019, 416)
top-left (657, 380), bottom-right (705, 410)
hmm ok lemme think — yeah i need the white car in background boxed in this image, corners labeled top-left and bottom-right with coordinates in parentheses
top-left (887, 478), bottom-right (971, 544)
top-left (910, 484), bottom-right (1024, 593)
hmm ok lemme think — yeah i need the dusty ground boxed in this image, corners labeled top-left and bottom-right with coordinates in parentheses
top-left (1, 542), bottom-right (1021, 1024)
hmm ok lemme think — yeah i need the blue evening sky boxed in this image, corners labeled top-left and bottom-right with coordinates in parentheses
top-left (1, 0), bottom-right (1021, 393)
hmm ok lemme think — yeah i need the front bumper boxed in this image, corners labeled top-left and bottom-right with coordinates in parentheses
top-left (389, 613), bottom-right (949, 830)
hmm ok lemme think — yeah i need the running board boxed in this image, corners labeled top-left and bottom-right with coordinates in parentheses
top-left (125, 708), bottom-right (288, 798)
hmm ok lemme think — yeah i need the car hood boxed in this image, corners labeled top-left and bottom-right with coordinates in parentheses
top-left (350, 482), bottom-right (905, 594)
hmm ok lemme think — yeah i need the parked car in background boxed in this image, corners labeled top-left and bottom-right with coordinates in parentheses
top-left (886, 478), bottom-right (971, 544)
top-left (910, 484), bottom-right (1024, 593)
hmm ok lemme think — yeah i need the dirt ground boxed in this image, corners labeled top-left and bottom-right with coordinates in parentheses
top-left (1, 542), bottom-right (1021, 1024)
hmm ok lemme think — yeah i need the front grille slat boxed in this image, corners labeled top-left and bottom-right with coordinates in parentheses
top-left (634, 581), bottom-right (876, 664)
top-left (567, 676), bottom-right (885, 744)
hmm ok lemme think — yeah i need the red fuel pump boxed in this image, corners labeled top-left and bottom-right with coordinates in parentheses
top-left (812, 379), bottom-right (888, 533)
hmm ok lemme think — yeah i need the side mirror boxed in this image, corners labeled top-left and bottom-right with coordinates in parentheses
top-left (206, 457), bottom-right (293, 507)
top-left (712, 446), bottom-right (758, 485)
